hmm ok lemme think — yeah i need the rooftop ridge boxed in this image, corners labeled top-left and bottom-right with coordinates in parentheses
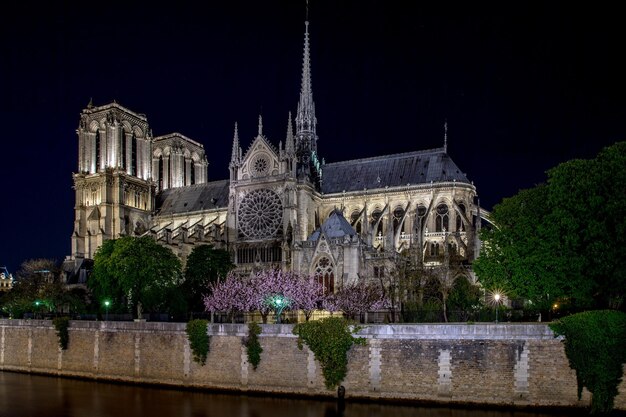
top-left (158, 179), bottom-right (229, 194)
top-left (82, 101), bottom-right (148, 121)
top-left (153, 132), bottom-right (204, 148)
top-left (324, 146), bottom-right (447, 167)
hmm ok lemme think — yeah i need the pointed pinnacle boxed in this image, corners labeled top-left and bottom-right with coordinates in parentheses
top-left (230, 122), bottom-right (240, 165)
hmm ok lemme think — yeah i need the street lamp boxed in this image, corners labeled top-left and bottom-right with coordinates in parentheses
top-left (103, 300), bottom-right (111, 321)
top-left (267, 294), bottom-right (290, 324)
top-left (493, 292), bottom-right (501, 323)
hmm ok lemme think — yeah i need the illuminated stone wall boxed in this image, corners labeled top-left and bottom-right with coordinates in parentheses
top-left (1, 320), bottom-right (624, 410)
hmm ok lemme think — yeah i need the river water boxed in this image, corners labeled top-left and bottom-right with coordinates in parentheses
top-left (0, 371), bottom-right (609, 417)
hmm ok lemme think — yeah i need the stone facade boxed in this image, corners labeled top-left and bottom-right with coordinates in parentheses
top-left (0, 267), bottom-right (12, 292)
top-left (1, 320), bottom-right (624, 410)
top-left (65, 21), bottom-right (488, 288)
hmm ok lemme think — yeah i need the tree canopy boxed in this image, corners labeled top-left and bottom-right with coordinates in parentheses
top-left (324, 281), bottom-right (387, 321)
top-left (204, 270), bottom-right (327, 322)
top-left (0, 258), bottom-right (88, 318)
top-left (474, 141), bottom-right (626, 311)
top-left (204, 269), bottom-right (392, 323)
top-left (89, 236), bottom-right (182, 318)
top-left (183, 245), bottom-right (234, 313)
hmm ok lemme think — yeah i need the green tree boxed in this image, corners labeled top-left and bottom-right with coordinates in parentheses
top-left (546, 142), bottom-right (626, 309)
top-left (474, 142), bottom-right (626, 311)
top-left (89, 236), bottom-right (182, 319)
top-left (447, 277), bottom-right (482, 322)
top-left (473, 184), bottom-right (564, 311)
top-left (183, 245), bottom-right (234, 313)
top-left (0, 259), bottom-right (86, 318)
top-left (550, 310), bottom-right (626, 414)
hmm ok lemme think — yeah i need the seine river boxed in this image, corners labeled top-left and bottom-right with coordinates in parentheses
top-left (0, 371), bottom-right (613, 417)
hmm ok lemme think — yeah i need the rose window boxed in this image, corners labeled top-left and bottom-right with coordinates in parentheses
top-left (238, 189), bottom-right (283, 239)
top-left (251, 154), bottom-right (270, 177)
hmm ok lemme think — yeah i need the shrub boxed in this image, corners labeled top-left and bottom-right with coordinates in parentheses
top-left (186, 319), bottom-right (210, 365)
top-left (52, 317), bottom-right (70, 350)
top-left (550, 310), bottom-right (626, 414)
top-left (293, 317), bottom-right (366, 389)
top-left (245, 322), bottom-right (263, 370)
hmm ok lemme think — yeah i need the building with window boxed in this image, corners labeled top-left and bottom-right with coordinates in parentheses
top-left (0, 267), bottom-right (13, 292)
top-left (64, 21), bottom-right (488, 292)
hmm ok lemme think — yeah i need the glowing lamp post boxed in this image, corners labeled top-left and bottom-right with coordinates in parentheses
top-left (103, 300), bottom-right (111, 321)
top-left (268, 294), bottom-right (290, 324)
top-left (493, 293), bottom-right (501, 323)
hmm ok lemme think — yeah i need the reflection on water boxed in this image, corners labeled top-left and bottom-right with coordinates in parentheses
top-left (0, 371), bottom-right (604, 417)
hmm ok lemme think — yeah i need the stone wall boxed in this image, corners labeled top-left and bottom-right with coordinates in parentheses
top-left (0, 320), bottom-right (624, 410)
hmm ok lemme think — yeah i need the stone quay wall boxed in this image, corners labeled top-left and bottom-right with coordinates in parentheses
top-left (0, 319), bottom-right (624, 410)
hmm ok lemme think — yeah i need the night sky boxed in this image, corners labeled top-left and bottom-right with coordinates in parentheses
top-left (1, 2), bottom-right (624, 274)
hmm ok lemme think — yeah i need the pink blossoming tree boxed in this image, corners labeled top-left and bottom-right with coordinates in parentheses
top-left (204, 269), bottom-right (325, 323)
top-left (330, 280), bottom-right (388, 321)
top-left (204, 273), bottom-right (254, 322)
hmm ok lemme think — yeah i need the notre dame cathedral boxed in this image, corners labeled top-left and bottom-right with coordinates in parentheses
top-left (65, 22), bottom-right (485, 291)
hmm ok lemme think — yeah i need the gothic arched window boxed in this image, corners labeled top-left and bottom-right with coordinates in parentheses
top-left (414, 204), bottom-right (427, 233)
top-left (350, 210), bottom-right (361, 234)
top-left (131, 133), bottom-right (138, 176)
top-left (371, 209), bottom-right (382, 224)
top-left (371, 208), bottom-right (383, 236)
top-left (393, 206), bottom-right (405, 234)
top-left (456, 203), bottom-right (466, 231)
top-left (435, 204), bottom-right (449, 232)
top-left (449, 242), bottom-right (457, 255)
top-left (121, 128), bottom-right (127, 169)
top-left (95, 130), bottom-right (101, 171)
top-left (158, 155), bottom-right (164, 191)
top-left (190, 161), bottom-right (196, 185)
top-left (314, 257), bottom-right (335, 294)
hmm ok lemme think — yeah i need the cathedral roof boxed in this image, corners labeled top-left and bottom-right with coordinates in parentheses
top-left (155, 180), bottom-right (229, 215)
top-left (320, 147), bottom-right (471, 194)
top-left (308, 209), bottom-right (357, 241)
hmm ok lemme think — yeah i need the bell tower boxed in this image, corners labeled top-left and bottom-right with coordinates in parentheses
top-left (71, 101), bottom-right (155, 260)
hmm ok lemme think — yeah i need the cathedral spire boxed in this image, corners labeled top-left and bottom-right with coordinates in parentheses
top-left (286, 111), bottom-right (295, 154)
top-left (296, 20), bottom-right (317, 152)
top-left (258, 115), bottom-right (263, 137)
top-left (230, 122), bottom-right (240, 168)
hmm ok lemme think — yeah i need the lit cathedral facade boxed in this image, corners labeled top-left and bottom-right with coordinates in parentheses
top-left (66, 22), bottom-right (484, 290)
